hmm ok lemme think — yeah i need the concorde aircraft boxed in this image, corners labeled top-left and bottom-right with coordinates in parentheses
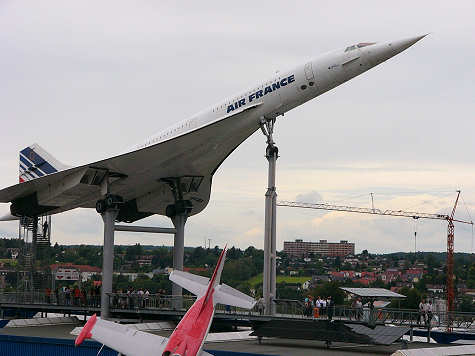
top-left (0, 35), bottom-right (426, 222)
top-left (74, 246), bottom-right (255, 356)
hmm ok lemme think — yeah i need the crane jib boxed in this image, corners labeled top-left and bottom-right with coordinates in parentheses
top-left (276, 201), bottom-right (473, 225)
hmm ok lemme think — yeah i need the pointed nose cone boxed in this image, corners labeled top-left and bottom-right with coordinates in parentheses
top-left (365, 34), bottom-right (427, 66)
top-left (391, 34), bottom-right (428, 53)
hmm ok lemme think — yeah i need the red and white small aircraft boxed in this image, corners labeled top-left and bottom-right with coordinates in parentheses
top-left (75, 246), bottom-right (255, 356)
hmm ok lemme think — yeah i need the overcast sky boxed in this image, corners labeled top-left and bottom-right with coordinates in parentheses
top-left (1, 1), bottom-right (475, 253)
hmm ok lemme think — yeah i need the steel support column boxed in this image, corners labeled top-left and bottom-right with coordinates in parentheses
top-left (260, 117), bottom-right (278, 315)
top-left (161, 177), bottom-right (192, 310)
top-left (100, 207), bottom-right (119, 320)
top-left (171, 214), bottom-right (187, 309)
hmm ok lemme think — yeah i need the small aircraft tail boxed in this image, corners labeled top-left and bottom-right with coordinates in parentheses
top-left (19, 143), bottom-right (69, 183)
top-left (204, 245), bottom-right (228, 300)
top-left (169, 246), bottom-right (256, 310)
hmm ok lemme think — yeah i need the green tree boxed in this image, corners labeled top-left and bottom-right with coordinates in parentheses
top-left (310, 282), bottom-right (345, 305)
top-left (397, 287), bottom-right (421, 309)
top-left (126, 244), bottom-right (144, 260)
top-left (277, 283), bottom-right (303, 300)
top-left (459, 295), bottom-right (475, 312)
top-left (467, 264), bottom-right (475, 288)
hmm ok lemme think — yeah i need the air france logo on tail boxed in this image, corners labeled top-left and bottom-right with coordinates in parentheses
top-left (19, 145), bottom-right (60, 183)
top-left (227, 74), bottom-right (295, 113)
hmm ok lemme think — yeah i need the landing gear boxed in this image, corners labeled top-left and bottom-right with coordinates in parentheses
top-left (96, 200), bottom-right (106, 214)
top-left (165, 199), bottom-right (192, 218)
top-left (96, 194), bottom-right (123, 214)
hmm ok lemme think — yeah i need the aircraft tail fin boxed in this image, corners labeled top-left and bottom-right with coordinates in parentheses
top-left (203, 245), bottom-right (227, 304)
top-left (19, 143), bottom-right (69, 183)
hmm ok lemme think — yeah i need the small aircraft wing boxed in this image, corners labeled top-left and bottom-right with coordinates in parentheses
top-left (214, 284), bottom-right (256, 309)
top-left (75, 314), bottom-right (168, 356)
top-left (169, 270), bottom-right (209, 297)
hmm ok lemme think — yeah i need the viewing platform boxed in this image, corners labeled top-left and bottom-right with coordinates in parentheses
top-left (2, 291), bottom-right (475, 332)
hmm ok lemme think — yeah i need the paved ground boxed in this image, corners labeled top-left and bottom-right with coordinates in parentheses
top-left (0, 322), bottom-right (454, 355)
top-left (205, 338), bottom-right (454, 356)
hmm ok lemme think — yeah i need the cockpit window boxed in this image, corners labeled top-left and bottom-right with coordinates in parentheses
top-left (357, 42), bottom-right (375, 48)
top-left (345, 42), bottom-right (375, 52)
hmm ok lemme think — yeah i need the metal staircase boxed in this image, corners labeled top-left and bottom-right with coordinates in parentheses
top-left (17, 215), bottom-right (51, 292)
top-left (19, 215), bottom-right (51, 252)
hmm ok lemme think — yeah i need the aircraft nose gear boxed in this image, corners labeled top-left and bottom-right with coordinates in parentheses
top-left (96, 194), bottom-right (123, 214)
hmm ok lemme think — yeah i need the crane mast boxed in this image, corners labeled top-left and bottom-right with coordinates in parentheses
top-left (277, 192), bottom-right (471, 331)
top-left (446, 190), bottom-right (461, 331)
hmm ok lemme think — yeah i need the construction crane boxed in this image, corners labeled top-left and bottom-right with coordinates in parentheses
top-left (277, 191), bottom-right (472, 331)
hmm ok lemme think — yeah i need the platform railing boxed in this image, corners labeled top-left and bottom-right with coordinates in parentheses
top-left (107, 293), bottom-right (196, 310)
top-left (0, 291), bottom-right (101, 308)
top-left (2, 291), bottom-right (475, 329)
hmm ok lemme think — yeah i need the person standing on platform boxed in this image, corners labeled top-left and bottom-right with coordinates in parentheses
top-left (315, 297), bottom-right (321, 318)
top-left (144, 289), bottom-right (150, 308)
top-left (320, 297), bottom-right (326, 317)
top-left (418, 299), bottom-right (426, 325)
top-left (73, 286), bottom-right (80, 306)
top-left (43, 220), bottom-right (48, 237)
top-left (327, 296), bottom-right (334, 321)
top-left (257, 297), bottom-right (264, 315)
top-left (356, 298), bottom-right (363, 320)
top-left (81, 287), bottom-right (88, 306)
top-left (45, 287), bottom-right (51, 304)
top-left (95, 285), bottom-right (101, 307)
top-left (64, 286), bottom-right (71, 306)
top-left (426, 300), bottom-right (433, 326)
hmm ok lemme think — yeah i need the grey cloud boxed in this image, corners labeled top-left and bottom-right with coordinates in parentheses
top-left (295, 191), bottom-right (323, 203)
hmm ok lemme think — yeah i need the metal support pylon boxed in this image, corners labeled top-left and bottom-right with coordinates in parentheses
top-left (95, 173), bottom-right (122, 320)
top-left (260, 116), bottom-right (278, 315)
top-left (161, 177), bottom-right (193, 310)
top-left (100, 207), bottom-right (119, 320)
top-left (171, 214), bottom-right (187, 309)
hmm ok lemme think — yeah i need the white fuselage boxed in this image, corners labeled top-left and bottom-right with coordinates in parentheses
top-left (132, 36), bottom-right (423, 154)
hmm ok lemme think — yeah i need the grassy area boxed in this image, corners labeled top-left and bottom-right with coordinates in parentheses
top-left (0, 258), bottom-right (17, 266)
top-left (247, 273), bottom-right (311, 286)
